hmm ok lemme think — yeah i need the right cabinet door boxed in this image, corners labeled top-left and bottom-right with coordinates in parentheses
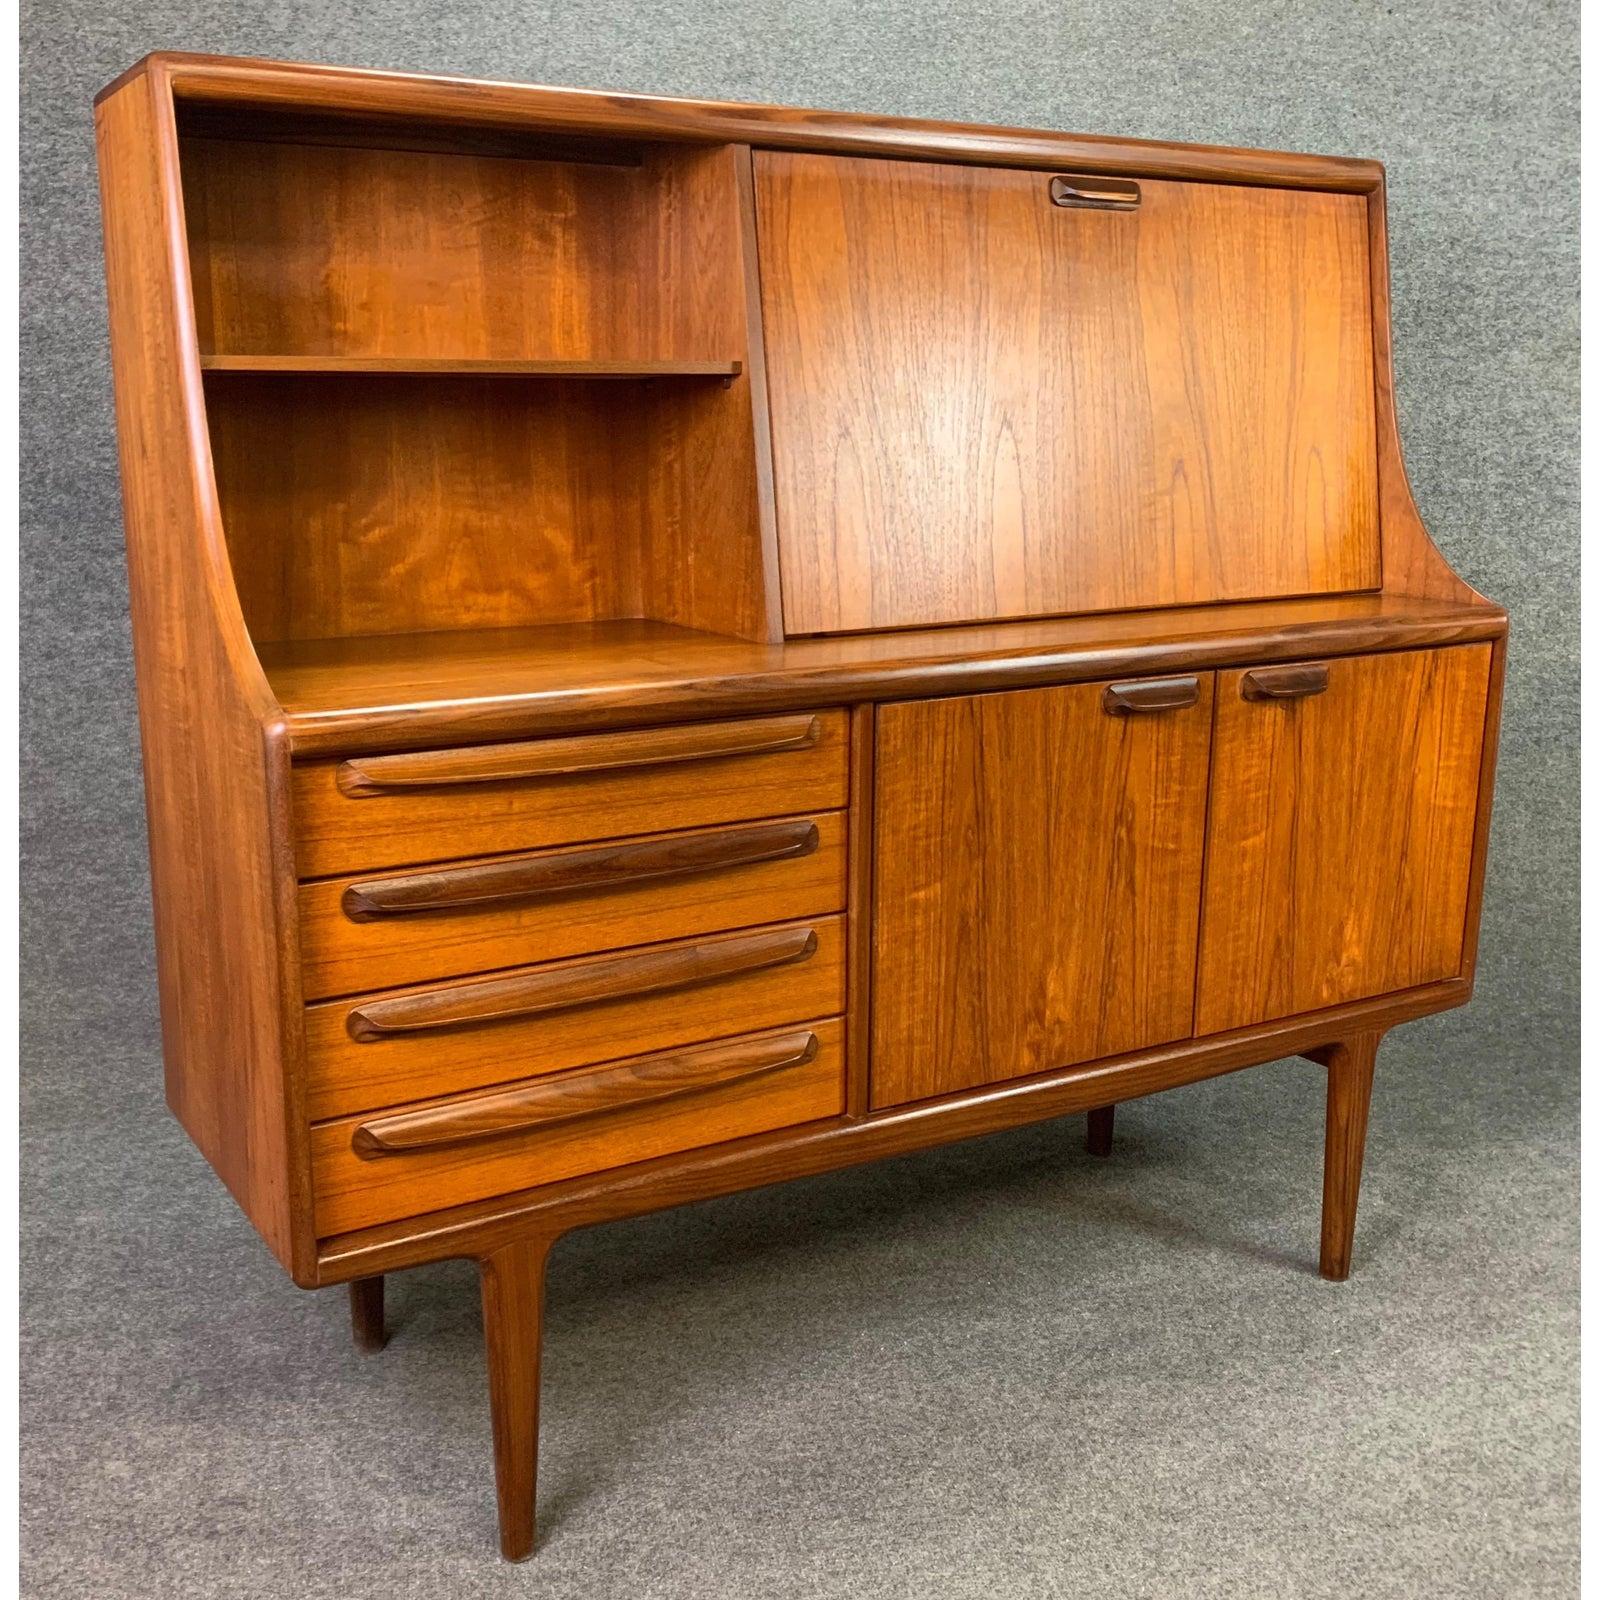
top-left (1196, 644), bottom-right (1493, 1035)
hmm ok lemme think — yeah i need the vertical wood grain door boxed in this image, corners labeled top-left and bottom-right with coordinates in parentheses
top-left (756, 153), bottom-right (1379, 635)
top-left (1195, 645), bottom-right (1493, 1035)
top-left (871, 677), bottom-right (1214, 1109)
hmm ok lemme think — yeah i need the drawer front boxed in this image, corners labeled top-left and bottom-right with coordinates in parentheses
top-left (312, 1019), bottom-right (846, 1235)
top-left (305, 916), bottom-right (846, 1120)
top-left (299, 812), bottom-right (848, 1000)
top-left (293, 710), bottom-right (850, 877)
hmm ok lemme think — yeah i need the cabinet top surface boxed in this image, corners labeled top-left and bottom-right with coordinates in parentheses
top-left (101, 51), bottom-right (1384, 192)
top-left (261, 594), bottom-right (1506, 758)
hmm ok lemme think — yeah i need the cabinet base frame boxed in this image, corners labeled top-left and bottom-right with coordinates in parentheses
top-left (313, 988), bottom-right (1442, 1560)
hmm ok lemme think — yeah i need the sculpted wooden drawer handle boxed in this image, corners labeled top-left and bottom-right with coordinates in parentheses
top-left (1241, 663), bottom-right (1330, 702)
top-left (346, 925), bottom-right (821, 1041)
top-left (1049, 173), bottom-right (1141, 211)
top-left (341, 819), bottom-right (821, 921)
top-left (335, 714), bottom-right (824, 796)
top-left (1102, 676), bottom-right (1201, 715)
top-left (350, 1030), bottom-right (821, 1157)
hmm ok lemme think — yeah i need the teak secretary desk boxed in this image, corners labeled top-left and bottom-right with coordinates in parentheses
top-left (96, 52), bottom-right (1507, 1561)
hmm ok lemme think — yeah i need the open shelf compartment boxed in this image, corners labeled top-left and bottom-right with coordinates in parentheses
top-left (178, 111), bottom-right (780, 648)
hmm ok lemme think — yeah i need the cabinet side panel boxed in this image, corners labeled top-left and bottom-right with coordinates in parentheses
top-left (757, 154), bottom-right (1379, 634)
top-left (870, 679), bottom-right (1213, 1108)
top-left (1195, 644), bottom-right (1492, 1035)
top-left (97, 74), bottom-right (310, 1278)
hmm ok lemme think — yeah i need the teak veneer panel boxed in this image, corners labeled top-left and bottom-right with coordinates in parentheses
top-left (758, 154), bottom-right (1379, 634)
top-left (1196, 645), bottom-right (1493, 1034)
top-left (305, 915), bottom-right (846, 1120)
top-left (181, 135), bottom-right (657, 361)
top-left (96, 73), bottom-right (312, 1277)
top-left (312, 1019), bottom-right (847, 1234)
top-left (292, 709), bottom-right (849, 876)
top-left (298, 811), bottom-right (848, 999)
top-left (207, 374), bottom-right (652, 642)
top-left (871, 676), bottom-right (1214, 1107)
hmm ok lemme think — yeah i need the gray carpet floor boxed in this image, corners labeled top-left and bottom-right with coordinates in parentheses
top-left (21, 988), bottom-right (1576, 1598)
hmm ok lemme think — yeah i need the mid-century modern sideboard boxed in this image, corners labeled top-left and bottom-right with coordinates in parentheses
top-left (96, 52), bottom-right (1507, 1561)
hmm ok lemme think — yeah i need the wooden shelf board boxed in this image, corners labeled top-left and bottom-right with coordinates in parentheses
top-left (199, 355), bottom-right (743, 378)
top-left (257, 593), bottom-right (1508, 759)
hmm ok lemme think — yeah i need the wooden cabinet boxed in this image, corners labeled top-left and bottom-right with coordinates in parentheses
top-left (872, 676), bottom-right (1213, 1108)
top-left (97, 54), bottom-right (1508, 1564)
top-left (1196, 645), bottom-right (1494, 1034)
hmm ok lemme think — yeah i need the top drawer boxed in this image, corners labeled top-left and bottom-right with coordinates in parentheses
top-left (292, 711), bottom-right (850, 877)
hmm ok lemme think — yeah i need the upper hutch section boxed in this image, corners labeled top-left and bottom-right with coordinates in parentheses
top-left (100, 52), bottom-right (1486, 739)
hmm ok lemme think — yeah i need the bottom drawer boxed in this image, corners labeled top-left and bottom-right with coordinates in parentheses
top-left (311, 1018), bottom-right (846, 1235)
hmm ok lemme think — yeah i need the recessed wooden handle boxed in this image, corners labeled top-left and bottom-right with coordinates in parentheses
top-left (1102, 676), bottom-right (1201, 715)
top-left (341, 819), bottom-right (820, 921)
top-left (336, 714), bottom-right (823, 797)
top-left (350, 1029), bottom-right (821, 1157)
top-left (346, 925), bottom-right (820, 1041)
top-left (1241, 663), bottom-right (1330, 702)
top-left (1050, 174), bottom-right (1141, 211)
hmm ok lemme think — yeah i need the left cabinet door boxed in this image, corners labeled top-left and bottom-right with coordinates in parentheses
top-left (871, 677), bottom-right (1215, 1109)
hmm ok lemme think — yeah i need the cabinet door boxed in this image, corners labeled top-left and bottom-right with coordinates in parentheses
top-left (756, 153), bottom-right (1379, 634)
top-left (871, 677), bottom-right (1214, 1109)
top-left (1196, 645), bottom-right (1492, 1035)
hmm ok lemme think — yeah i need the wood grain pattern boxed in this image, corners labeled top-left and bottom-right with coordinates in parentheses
top-left (1312, 1033), bottom-right (1381, 1280)
top-left (180, 135), bottom-right (657, 361)
top-left (307, 917), bottom-right (845, 1120)
top-left (205, 373), bottom-right (649, 642)
top-left (1196, 646), bottom-right (1492, 1034)
top-left (352, 1029), bottom-right (820, 1154)
top-left (96, 73), bottom-right (314, 1280)
top-left (298, 811), bottom-right (848, 999)
top-left (293, 710), bottom-right (847, 877)
top-left (871, 676), bottom-right (1213, 1108)
top-left (260, 597), bottom-right (1507, 758)
top-left (757, 154), bottom-right (1380, 634)
top-left (312, 1019), bottom-right (846, 1234)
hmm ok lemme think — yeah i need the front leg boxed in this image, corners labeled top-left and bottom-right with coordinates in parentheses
top-left (480, 1235), bottom-right (556, 1561)
top-left (1313, 1033), bottom-right (1382, 1281)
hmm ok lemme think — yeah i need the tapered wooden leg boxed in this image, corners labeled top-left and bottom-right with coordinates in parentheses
top-left (1318, 1033), bottom-right (1380, 1282)
top-left (1085, 1105), bottom-right (1115, 1157)
top-left (349, 1275), bottom-right (386, 1352)
top-left (480, 1236), bottom-right (554, 1562)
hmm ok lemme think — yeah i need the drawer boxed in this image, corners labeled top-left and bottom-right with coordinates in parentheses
top-left (311, 1018), bottom-right (846, 1235)
top-left (298, 812), bottom-right (848, 1000)
top-left (292, 710), bottom-right (850, 877)
top-left (305, 915), bottom-right (846, 1120)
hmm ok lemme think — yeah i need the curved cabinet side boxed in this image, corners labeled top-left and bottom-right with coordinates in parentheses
top-left (1367, 178), bottom-right (1493, 606)
top-left (95, 64), bottom-right (312, 1280)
